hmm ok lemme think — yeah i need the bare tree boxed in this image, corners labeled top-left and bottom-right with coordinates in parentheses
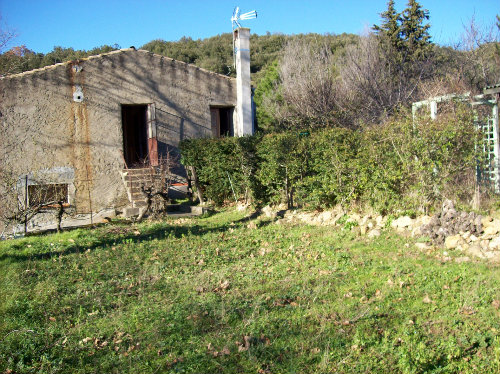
top-left (1, 170), bottom-right (72, 236)
top-left (136, 153), bottom-right (177, 221)
top-left (0, 14), bottom-right (15, 54)
top-left (337, 34), bottom-right (433, 125)
top-left (454, 15), bottom-right (500, 93)
top-left (277, 38), bottom-right (338, 128)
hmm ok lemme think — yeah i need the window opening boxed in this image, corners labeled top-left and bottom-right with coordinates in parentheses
top-left (28, 183), bottom-right (69, 208)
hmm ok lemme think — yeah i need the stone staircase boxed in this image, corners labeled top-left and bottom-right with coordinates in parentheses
top-left (120, 168), bottom-right (200, 218)
top-left (120, 168), bottom-right (153, 217)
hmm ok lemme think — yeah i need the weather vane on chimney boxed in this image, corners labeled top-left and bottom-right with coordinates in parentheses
top-left (231, 7), bottom-right (257, 30)
top-left (231, 7), bottom-right (257, 68)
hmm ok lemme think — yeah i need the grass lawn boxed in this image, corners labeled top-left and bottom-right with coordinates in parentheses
top-left (1, 209), bottom-right (500, 373)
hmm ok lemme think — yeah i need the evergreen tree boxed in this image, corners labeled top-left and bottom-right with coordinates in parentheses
top-left (400, 0), bottom-right (432, 60)
top-left (372, 0), bottom-right (402, 51)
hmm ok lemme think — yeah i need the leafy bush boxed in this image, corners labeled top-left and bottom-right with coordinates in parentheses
top-left (180, 110), bottom-right (480, 213)
top-left (256, 132), bottom-right (309, 207)
top-left (180, 136), bottom-right (261, 205)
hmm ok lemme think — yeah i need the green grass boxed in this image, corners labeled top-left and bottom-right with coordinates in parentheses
top-left (1, 209), bottom-right (500, 373)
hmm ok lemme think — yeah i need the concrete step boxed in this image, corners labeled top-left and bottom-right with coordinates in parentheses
top-left (122, 176), bottom-right (152, 183)
top-left (133, 200), bottom-right (148, 208)
top-left (124, 168), bottom-right (152, 175)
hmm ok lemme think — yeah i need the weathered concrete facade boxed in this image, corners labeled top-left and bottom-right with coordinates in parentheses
top-left (0, 48), bottom-right (238, 227)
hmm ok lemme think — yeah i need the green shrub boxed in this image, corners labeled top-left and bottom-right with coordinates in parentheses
top-left (180, 109), bottom-right (480, 212)
top-left (255, 132), bottom-right (309, 207)
top-left (301, 128), bottom-right (361, 208)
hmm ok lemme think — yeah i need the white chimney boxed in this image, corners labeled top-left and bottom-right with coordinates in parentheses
top-left (233, 27), bottom-right (253, 136)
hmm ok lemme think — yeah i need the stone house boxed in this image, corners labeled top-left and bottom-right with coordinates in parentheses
top-left (0, 28), bottom-right (253, 233)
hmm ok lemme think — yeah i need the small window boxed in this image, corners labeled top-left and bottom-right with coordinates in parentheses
top-left (28, 184), bottom-right (69, 207)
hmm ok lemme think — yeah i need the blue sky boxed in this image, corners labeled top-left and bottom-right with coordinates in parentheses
top-left (1, 0), bottom-right (499, 54)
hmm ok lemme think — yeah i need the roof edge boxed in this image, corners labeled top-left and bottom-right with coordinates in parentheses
top-left (0, 47), bottom-right (235, 81)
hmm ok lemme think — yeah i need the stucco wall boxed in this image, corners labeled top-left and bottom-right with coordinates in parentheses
top-left (0, 48), bottom-right (237, 218)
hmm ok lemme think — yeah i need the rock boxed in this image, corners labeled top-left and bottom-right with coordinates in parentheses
top-left (489, 236), bottom-right (500, 250)
top-left (484, 251), bottom-right (500, 262)
top-left (375, 215), bottom-right (385, 227)
top-left (415, 215), bottom-right (432, 227)
top-left (480, 240), bottom-right (490, 251)
top-left (317, 211), bottom-right (333, 224)
top-left (474, 216), bottom-right (483, 233)
top-left (367, 229), bottom-right (381, 238)
top-left (455, 256), bottom-right (471, 263)
top-left (445, 234), bottom-right (464, 250)
top-left (483, 225), bottom-right (500, 237)
top-left (481, 216), bottom-right (493, 227)
top-left (411, 226), bottom-right (423, 237)
top-left (391, 216), bottom-right (414, 230)
top-left (261, 205), bottom-right (276, 219)
top-left (359, 215), bottom-right (369, 226)
top-left (415, 242), bottom-right (431, 250)
top-left (347, 213), bottom-right (361, 224)
top-left (466, 244), bottom-right (487, 259)
top-left (360, 225), bottom-right (367, 236)
top-left (470, 234), bottom-right (479, 242)
top-left (442, 199), bottom-right (455, 212)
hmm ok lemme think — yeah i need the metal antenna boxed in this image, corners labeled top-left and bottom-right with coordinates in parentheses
top-left (231, 6), bottom-right (257, 67)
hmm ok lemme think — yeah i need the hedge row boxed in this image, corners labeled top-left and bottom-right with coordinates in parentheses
top-left (180, 110), bottom-right (480, 214)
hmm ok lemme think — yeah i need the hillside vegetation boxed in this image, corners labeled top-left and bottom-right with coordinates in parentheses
top-left (2, 1), bottom-right (499, 130)
top-left (1, 210), bottom-right (500, 373)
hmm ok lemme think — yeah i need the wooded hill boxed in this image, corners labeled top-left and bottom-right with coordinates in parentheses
top-left (1, 0), bottom-right (499, 130)
top-left (0, 32), bottom-right (357, 83)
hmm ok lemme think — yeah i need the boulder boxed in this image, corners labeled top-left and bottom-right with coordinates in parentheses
top-left (415, 215), bottom-right (432, 227)
top-left (480, 240), bottom-right (490, 251)
top-left (445, 234), bottom-right (464, 250)
top-left (466, 244), bottom-right (487, 259)
top-left (484, 251), bottom-right (500, 263)
top-left (317, 210), bottom-right (334, 224)
top-left (261, 205), bottom-right (277, 219)
top-left (375, 215), bottom-right (386, 227)
top-left (391, 216), bottom-right (414, 230)
top-left (411, 226), bottom-right (423, 237)
top-left (483, 225), bottom-right (500, 237)
top-left (489, 236), bottom-right (500, 250)
top-left (367, 229), bottom-right (381, 238)
top-left (415, 242), bottom-right (431, 250)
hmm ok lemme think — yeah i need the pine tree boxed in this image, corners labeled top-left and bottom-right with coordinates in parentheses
top-left (373, 0), bottom-right (402, 52)
top-left (400, 0), bottom-right (432, 61)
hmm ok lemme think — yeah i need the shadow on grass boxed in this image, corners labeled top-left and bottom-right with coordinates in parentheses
top-left (0, 207), bottom-right (282, 264)
top-left (0, 221), bottom-right (236, 264)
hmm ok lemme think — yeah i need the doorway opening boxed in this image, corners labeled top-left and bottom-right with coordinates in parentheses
top-left (210, 106), bottom-right (234, 137)
top-left (122, 104), bottom-right (148, 167)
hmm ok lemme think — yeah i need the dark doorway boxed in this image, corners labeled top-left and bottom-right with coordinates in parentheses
top-left (122, 104), bottom-right (148, 167)
top-left (210, 107), bottom-right (234, 137)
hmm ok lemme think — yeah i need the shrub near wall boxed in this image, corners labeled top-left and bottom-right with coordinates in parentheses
top-left (180, 136), bottom-right (260, 205)
top-left (180, 110), bottom-right (479, 213)
top-left (300, 128), bottom-right (361, 208)
top-left (256, 132), bottom-right (309, 207)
